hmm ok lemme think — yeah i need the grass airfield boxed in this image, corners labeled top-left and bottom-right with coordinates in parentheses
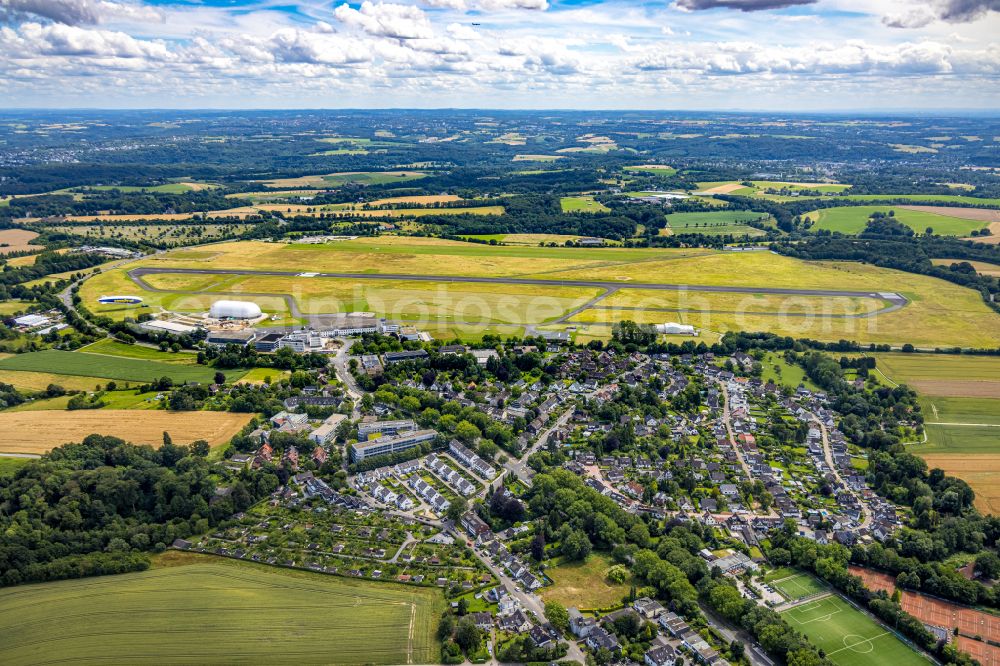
top-left (77, 236), bottom-right (1000, 349)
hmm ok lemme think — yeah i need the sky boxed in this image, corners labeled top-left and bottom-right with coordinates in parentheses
top-left (0, 0), bottom-right (998, 110)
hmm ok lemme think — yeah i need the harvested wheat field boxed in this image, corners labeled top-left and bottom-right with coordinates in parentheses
top-left (964, 222), bottom-right (1000, 243)
top-left (0, 229), bottom-right (42, 254)
top-left (899, 206), bottom-right (1000, 222)
top-left (0, 410), bottom-right (252, 454)
top-left (699, 183), bottom-right (746, 195)
top-left (908, 379), bottom-right (1000, 398)
top-left (920, 454), bottom-right (1000, 514)
top-left (367, 194), bottom-right (462, 205)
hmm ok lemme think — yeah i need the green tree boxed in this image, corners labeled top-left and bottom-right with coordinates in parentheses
top-left (545, 600), bottom-right (570, 633)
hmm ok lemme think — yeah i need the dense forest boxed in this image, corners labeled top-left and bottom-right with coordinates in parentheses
top-left (0, 435), bottom-right (278, 587)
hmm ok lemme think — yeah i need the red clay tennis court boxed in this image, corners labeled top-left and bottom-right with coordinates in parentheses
top-left (849, 565), bottom-right (1000, 665)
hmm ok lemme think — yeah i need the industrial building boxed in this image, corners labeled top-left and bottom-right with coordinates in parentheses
top-left (254, 332), bottom-right (284, 352)
top-left (205, 330), bottom-right (257, 347)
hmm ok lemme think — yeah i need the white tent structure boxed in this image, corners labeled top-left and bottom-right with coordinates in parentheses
top-left (656, 322), bottom-right (696, 336)
top-left (209, 300), bottom-right (262, 319)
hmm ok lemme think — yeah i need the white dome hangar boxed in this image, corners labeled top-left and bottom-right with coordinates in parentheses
top-left (209, 300), bottom-right (262, 320)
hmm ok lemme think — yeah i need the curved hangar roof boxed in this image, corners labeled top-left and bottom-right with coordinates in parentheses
top-left (209, 300), bottom-right (262, 319)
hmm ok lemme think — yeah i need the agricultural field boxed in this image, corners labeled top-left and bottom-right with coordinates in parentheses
top-left (226, 189), bottom-right (325, 201)
top-left (762, 568), bottom-right (827, 600)
top-left (258, 170), bottom-right (427, 188)
top-left (460, 233), bottom-right (585, 245)
top-left (871, 353), bottom-right (1000, 513)
top-left (665, 210), bottom-right (768, 236)
top-left (0, 229), bottom-right (42, 254)
top-left (780, 595), bottom-right (930, 666)
top-left (79, 339), bottom-right (203, 365)
top-left (540, 553), bottom-right (631, 609)
top-left (45, 223), bottom-right (253, 246)
top-left (0, 368), bottom-right (115, 392)
top-left (512, 154), bottom-right (564, 162)
top-left (805, 206), bottom-right (989, 236)
top-left (253, 204), bottom-right (504, 219)
top-left (0, 410), bottom-right (252, 453)
top-left (0, 556), bottom-right (443, 666)
top-left (560, 196), bottom-right (610, 213)
top-left (76, 182), bottom-right (217, 194)
top-left (931, 258), bottom-right (1000, 276)
top-left (623, 164), bottom-right (676, 175)
top-left (0, 349), bottom-right (239, 383)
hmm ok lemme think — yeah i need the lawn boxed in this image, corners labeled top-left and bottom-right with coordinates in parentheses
top-left (806, 206), bottom-right (987, 236)
top-left (781, 595), bottom-right (930, 666)
top-left (560, 196), bottom-right (610, 213)
top-left (0, 410), bottom-right (253, 453)
top-left (0, 350), bottom-right (234, 384)
top-left (0, 556), bottom-right (443, 666)
top-left (0, 457), bottom-right (30, 476)
top-left (763, 568), bottom-right (827, 600)
top-left (237, 367), bottom-right (291, 384)
top-left (760, 352), bottom-right (821, 391)
top-left (541, 553), bottom-right (630, 609)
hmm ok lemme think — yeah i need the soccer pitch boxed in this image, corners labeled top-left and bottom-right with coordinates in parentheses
top-left (765, 569), bottom-right (827, 600)
top-left (780, 595), bottom-right (930, 666)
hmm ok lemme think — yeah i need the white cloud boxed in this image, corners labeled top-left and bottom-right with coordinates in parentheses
top-left (333, 2), bottom-right (434, 40)
top-left (445, 22), bottom-right (481, 40)
top-left (9, 21), bottom-right (169, 58)
top-left (0, 0), bottom-right (162, 26)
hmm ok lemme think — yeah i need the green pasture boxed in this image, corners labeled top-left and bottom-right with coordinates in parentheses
top-left (919, 424), bottom-right (1000, 454)
top-left (561, 196), bottom-right (610, 213)
top-left (0, 350), bottom-right (236, 384)
top-left (806, 206), bottom-right (987, 236)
